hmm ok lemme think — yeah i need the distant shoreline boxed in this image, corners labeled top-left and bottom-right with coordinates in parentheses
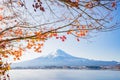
top-left (11, 65), bottom-right (120, 70)
top-left (11, 66), bottom-right (120, 71)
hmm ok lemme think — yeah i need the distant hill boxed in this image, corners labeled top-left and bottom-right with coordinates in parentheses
top-left (11, 49), bottom-right (119, 68)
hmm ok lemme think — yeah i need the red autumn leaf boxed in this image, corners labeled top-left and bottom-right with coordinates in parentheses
top-left (53, 33), bottom-right (58, 36)
top-left (77, 38), bottom-right (80, 42)
top-left (0, 8), bottom-right (3, 10)
top-left (112, 2), bottom-right (116, 8)
top-left (56, 37), bottom-right (59, 39)
top-left (63, 35), bottom-right (67, 39)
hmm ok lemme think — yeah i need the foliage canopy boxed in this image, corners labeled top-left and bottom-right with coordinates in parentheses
top-left (0, 0), bottom-right (120, 79)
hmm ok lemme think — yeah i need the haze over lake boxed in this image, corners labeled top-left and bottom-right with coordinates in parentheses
top-left (10, 70), bottom-right (120, 80)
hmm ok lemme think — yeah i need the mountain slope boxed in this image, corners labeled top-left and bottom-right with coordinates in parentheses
top-left (11, 49), bottom-right (118, 68)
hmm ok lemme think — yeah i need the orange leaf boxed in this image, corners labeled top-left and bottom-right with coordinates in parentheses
top-left (0, 15), bottom-right (3, 20)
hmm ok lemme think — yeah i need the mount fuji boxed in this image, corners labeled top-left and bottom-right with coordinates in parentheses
top-left (11, 49), bottom-right (118, 68)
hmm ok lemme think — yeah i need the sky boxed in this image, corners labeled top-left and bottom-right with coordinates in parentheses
top-left (17, 1), bottom-right (120, 62)
top-left (21, 28), bottom-right (120, 62)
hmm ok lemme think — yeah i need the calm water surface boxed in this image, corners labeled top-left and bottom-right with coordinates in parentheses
top-left (9, 70), bottom-right (120, 80)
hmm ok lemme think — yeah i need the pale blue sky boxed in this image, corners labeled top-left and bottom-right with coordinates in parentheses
top-left (22, 29), bottom-right (120, 62)
top-left (43, 29), bottom-right (120, 61)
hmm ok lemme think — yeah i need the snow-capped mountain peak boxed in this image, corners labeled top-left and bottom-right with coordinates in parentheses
top-left (45, 49), bottom-right (73, 58)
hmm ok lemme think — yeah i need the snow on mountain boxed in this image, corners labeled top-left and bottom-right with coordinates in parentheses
top-left (45, 49), bottom-right (73, 58)
top-left (11, 49), bottom-right (118, 68)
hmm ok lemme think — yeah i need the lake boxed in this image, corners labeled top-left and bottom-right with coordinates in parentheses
top-left (9, 69), bottom-right (120, 80)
